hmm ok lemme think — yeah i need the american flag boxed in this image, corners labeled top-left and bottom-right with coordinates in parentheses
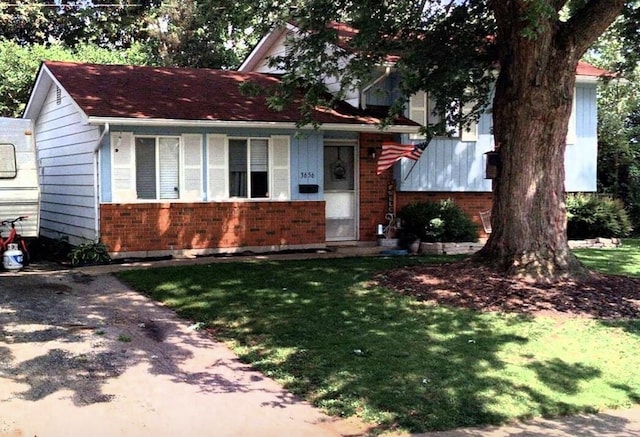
top-left (376, 141), bottom-right (428, 175)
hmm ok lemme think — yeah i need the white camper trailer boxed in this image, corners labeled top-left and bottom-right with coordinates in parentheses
top-left (0, 117), bottom-right (40, 238)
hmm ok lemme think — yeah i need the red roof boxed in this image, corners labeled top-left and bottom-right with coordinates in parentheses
top-left (576, 61), bottom-right (615, 78)
top-left (43, 61), bottom-right (418, 127)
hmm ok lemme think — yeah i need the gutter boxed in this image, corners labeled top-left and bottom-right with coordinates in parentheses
top-left (86, 117), bottom-right (420, 134)
top-left (93, 123), bottom-right (109, 239)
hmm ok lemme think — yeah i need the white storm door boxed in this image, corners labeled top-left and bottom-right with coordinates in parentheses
top-left (324, 143), bottom-right (357, 241)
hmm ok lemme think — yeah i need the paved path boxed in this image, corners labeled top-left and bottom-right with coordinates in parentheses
top-left (2, 253), bottom-right (640, 436)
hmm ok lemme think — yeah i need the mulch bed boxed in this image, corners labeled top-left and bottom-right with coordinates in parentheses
top-left (375, 260), bottom-right (640, 319)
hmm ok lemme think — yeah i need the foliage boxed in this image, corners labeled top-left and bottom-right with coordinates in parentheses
top-left (0, 1), bottom-right (153, 49)
top-left (68, 239), bottom-right (111, 266)
top-left (566, 193), bottom-right (633, 239)
top-left (0, 40), bottom-right (152, 117)
top-left (144, 0), bottom-right (273, 68)
top-left (118, 256), bottom-right (640, 433)
top-left (584, 8), bottom-right (640, 234)
top-left (399, 199), bottom-right (478, 242)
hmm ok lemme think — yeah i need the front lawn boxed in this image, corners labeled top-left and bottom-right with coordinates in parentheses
top-left (116, 245), bottom-right (640, 434)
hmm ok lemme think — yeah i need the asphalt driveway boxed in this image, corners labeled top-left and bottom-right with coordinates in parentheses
top-left (0, 262), bottom-right (366, 437)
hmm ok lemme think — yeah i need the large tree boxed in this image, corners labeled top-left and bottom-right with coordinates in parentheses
top-left (269, 0), bottom-right (632, 280)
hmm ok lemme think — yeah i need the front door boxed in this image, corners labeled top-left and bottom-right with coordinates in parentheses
top-left (324, 142), bottom-right (357, 241)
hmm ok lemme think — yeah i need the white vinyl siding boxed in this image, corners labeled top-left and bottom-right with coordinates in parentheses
top-left (566, 92), bottom-right (577, 145)
top-left (34, 83), bottom-right (101, 244)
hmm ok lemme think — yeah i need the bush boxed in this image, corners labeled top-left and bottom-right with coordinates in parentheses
top-left (566, 193), bottom-right (632, 239)
top-left (398, 199), bottom-right (478, 242)
top-left (68, 239), bottom-right (111, 266)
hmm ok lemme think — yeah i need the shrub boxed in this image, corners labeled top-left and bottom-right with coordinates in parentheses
top-left (398, 199), bottom-right (478, 242)
top-left (68, 239), bottom-right (111, 266)
top-left (566, 193), bottom-right (632, 239)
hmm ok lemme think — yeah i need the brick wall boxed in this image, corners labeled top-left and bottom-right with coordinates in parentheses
top-left (359, 133), bottom-right (396, 241)
top-left (358, 133), bottom-right (494, 241)
top-left (100, 201), bottom-right (325, 254)
top-left (396, 192), bottom-right (494, 239)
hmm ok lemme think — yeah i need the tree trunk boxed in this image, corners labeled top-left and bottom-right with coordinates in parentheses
top-left (477, 1), bottom-right (624, 281)
top-left (478, 56), bottom-right (585, 280)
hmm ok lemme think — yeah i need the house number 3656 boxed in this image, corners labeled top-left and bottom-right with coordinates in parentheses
top-left (300, 172), bottom-right (315, 179)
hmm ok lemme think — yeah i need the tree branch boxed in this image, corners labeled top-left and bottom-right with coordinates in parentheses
top-left (560, 0), bottom-right (625, 56)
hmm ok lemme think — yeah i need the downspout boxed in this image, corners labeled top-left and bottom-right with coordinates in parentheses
top-left (360, 66), bottom-right (391, 109)
top-left (93, 123), bottom-right (109, 239)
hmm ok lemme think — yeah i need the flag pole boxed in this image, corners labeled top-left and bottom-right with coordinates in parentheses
top-left (402, 139), bottom-right (430, 182)
top-left (403, 159), bottom-right (420, 182)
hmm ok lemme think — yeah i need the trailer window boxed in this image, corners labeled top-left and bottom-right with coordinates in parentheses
top-left (0, 144), bottom-right (16, 179)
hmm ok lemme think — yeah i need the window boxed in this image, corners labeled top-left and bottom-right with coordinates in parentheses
top-left (207, 134), bottom-right (290, 201)
top-left (0, 144), bottom-right (16, 179)
top-left (135, 136), bottom-right (180, 200)
top-left (408, 92), bottom-right (478, 141)
top-left (228, 138), bottom-right (269, 198)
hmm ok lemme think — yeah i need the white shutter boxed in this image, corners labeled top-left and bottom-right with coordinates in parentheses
top-left (207, 134), bottom-right (228, 200)
top-left (461, 100), bottom-right (478, 142)
top-left (409, 92), bottom-right (427, 140)
top-left (159, 138), bottom-right (180, 199)
top-left (111, 132), bottom-right (135, 201)
top-left (181, 134), bottom-right (203, 200)
top-left (270, 135), bottom-right (290, 200)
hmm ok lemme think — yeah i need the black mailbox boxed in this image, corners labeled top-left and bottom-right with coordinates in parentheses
top-left (299, 184), bottom-right (319, 194)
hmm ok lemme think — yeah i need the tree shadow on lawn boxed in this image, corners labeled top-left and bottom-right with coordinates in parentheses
top-left (123, 259), bottom-right (636, 434)
top-left (0, 269), bottom-right (293, 408)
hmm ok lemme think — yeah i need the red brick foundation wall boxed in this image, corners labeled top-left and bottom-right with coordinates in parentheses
top-left (396, 192), bottom-right (494, 239)
top-left (359, 133), bottom-right (396, 241)
top-left (100, 201), bottom-right (325, 254)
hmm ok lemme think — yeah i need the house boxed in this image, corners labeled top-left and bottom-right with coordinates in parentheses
top-left (23, 24), bottom-right (607, 259)
top-left (240, 22), bottom-right (607, 237)
top-left (23, 61), bottom-right (420, 258)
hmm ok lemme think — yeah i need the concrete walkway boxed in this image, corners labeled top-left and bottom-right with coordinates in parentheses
top-left (2, 251), bottom-right (640, 436)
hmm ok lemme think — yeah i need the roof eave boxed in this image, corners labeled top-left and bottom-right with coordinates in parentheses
top-left (85, 116), bottom-right (420, 134)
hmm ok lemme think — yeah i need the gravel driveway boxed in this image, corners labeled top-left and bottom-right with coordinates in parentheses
top-left (0, 263), bottom-right (366, 437)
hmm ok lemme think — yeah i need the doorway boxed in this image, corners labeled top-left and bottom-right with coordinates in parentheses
top-left (324, 142), bottom-right (358, 241)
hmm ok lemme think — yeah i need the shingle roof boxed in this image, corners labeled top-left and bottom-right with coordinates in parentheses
top-left (43, 61), bottom-right (418, 128)
top-left (576, 61), bottom-right (615, 78)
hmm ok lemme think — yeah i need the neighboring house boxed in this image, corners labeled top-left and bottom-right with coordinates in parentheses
top-left (23, 61), bottom-right (420, 258)
top-left (240, 22), bottom-right (607, 236)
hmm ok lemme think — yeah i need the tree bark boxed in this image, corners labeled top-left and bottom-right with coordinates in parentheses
top-left (477, 0), bottom-right (625, 281)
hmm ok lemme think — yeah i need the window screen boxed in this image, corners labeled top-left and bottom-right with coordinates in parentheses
top-left (229, 139), bottom-right (248, 197)
top-left (135, 138), bottom-right (157, 199)
top-left (250, 139), bottom-right (269, 198)
top-left (0, 144), bottom-right (17, 179)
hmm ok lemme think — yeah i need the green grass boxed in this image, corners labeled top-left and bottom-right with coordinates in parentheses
top-left (574, 239), bottom-right (640, 277)
top-left (116, 248), bottom-right (640, 434)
